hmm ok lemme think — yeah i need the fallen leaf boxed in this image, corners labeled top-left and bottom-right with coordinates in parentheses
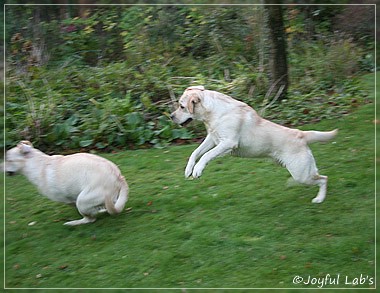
top-left (59, 264), bottom-right (68, 270)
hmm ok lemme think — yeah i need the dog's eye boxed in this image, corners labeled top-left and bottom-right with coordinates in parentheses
top-left (180, 105), bottom-right (185, 109)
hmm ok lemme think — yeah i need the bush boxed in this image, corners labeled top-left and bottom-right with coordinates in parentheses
top-left (5, 64), bottom-right (194, 152)
top-left (5, 57), bottom-right (370, 153)
top-left (263, 78), bottom-right (370, 127)
top-left (4, 6), bottom-right (373, 153)
top-left (289, 36), bottom-right (365, 93)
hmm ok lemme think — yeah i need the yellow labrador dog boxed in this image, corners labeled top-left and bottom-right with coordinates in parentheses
top-left (171, 86), bottom-right (337, 203)
top-left (4, 141), bottom-right (129, 225)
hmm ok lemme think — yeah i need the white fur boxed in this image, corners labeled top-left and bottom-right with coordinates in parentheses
top-left (4, 141), bottom-right (128, 225)
top-left (171, 87), bottom-right (337, 203)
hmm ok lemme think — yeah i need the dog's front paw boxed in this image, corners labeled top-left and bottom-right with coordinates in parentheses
top-left (311, 197), bottom-right (324, 204)
top-left (192, 163), bottom-right (204, 178)
top-left (185, 169), bottom-right (192, 178)
top-left (185, 161), bottom-right (195, 178)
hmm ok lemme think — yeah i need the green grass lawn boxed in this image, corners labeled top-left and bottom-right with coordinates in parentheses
top-left (2, 74), bottom-right (376, 290)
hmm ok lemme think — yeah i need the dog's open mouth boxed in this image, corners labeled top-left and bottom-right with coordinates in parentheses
top-left (180, 118), bottom-right (193, 127)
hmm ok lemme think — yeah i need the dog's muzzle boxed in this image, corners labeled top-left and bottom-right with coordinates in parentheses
top-left (170, 113), bottom-right (193, 127)
top-left (180, 118), bottom-right (193, 127)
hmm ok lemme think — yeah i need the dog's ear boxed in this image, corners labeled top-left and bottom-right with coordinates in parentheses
top-left (187, 94), bottom-right (200, 114)
top-left (17, 141), bottom-right (33, 155)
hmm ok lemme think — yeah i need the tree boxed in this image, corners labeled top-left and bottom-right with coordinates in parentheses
top-left (265, 4), bottom-right (289, 101)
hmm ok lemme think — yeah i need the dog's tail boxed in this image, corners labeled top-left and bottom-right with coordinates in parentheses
top-left (105, 175), bottom-right (129, 215)
top-left (303, 129), bottom-right (338, 144)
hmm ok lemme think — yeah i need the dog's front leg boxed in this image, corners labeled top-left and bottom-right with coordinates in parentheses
top-left (185, 135), bottom-right (215, 177)
top-left (192, 140), bottom-right (237, 178)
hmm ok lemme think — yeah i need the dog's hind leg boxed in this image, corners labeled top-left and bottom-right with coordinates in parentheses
top-left (64, 216), bottom-right (96, 226)
top-left (310, 175), bottom-right (328, 203)
top-left (284, 149), bottom-right (328, 203)
top-left (63, 190), bottom-right (103, 226)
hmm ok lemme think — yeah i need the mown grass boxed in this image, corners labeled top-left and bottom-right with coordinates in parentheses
top-left (2, 74), bottom-right (376, 290)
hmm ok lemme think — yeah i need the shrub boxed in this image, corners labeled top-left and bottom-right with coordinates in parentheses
top-left (4, 6), bottom-right (372, 153)
top-left (4, 64), bottom-right (193, 152)
top-left (5, 58), bottom-right (369, 153)
top-left (289, 36), bottom-right (365, 93)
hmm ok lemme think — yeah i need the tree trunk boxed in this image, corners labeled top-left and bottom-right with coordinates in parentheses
top-left (265, 4), bottom-right (289, 101)
top-left (79, 0), bottom-right (93, 18)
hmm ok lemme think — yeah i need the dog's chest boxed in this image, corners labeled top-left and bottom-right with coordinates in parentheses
top-left (231, 144), bottom-right (269, 158)
top-left (37, 164), bottom-right (81, 203)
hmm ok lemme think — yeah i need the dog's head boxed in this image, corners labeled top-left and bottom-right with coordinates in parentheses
top-left (170, 86), bottom-right (205, 126)
top-left (3, 141), bottom-right (34, 175)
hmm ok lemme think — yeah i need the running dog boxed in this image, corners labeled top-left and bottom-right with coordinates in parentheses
top-left (4, 141), bottom-right (129, 225)
top-left (171, 86), bottom-right (337, 203)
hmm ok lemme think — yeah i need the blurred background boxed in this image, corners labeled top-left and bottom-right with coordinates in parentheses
top-left (2, 1), bottom-right (376, 153)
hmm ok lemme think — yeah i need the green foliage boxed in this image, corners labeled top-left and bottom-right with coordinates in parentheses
top-left (265, 78), bottom-right (370, 127)
top-left (289, 36), bottom-right (365, 92)
top-left (5, 60), bottom-right (370, 152)
top-left (4, 5), bottom-right (375, 152)
top-left (5, 63), bottom-right (195, 152)
top-left (55, 8), bottom-right (125, 66)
